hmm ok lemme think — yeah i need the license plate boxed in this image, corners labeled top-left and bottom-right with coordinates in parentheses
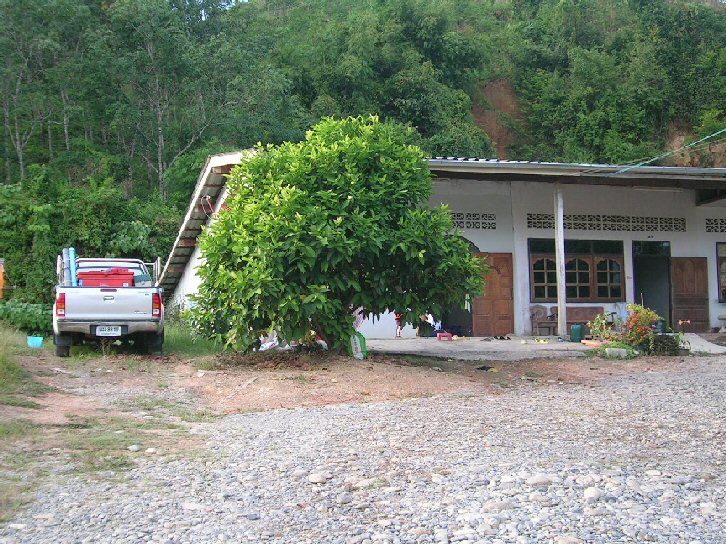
top-left (96, 326), bottom-right (122, 337)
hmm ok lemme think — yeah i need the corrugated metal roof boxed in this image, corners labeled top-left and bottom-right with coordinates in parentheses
top-left (428, 157), bottom-right (726, 182)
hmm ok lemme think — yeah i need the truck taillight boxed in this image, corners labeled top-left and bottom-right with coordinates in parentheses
top-left (56, 293), bottom-right (66, 317)
top-left (152, 293), bottom-right (162, 318)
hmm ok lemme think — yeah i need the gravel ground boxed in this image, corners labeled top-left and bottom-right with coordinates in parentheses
top-left (2, 357), bottom-right (724, 544)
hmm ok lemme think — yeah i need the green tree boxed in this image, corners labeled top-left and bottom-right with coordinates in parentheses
top-left (189, 116), bottom-right (486, 352)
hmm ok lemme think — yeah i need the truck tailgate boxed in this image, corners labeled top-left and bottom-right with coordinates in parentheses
top-left (63, 287), bottom-right (157, 321)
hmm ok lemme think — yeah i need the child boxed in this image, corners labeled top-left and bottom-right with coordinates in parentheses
top-left (394, 312), bottom-right (403, 338)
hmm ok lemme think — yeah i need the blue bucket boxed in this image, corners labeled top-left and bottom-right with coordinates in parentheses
top-left (27, 336), bottom-right (44, 349)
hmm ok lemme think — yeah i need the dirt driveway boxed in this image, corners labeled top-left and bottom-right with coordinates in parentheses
top-left (1, 346), bottom-right (697, 425)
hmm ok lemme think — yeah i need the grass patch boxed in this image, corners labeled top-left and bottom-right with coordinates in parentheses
top-left (378, 353), bottom-right (452, 370)
top-left (115, 395), bottom-right (221, 423)
top-left (0, 394), bottom-right (41, 409)
top-left (65, 344), bottom-right (103, 364)
top-left (0, 343), bottom-right (28, 393)
top-left (164, 323), bottom-right (222, 358)
top-left (0, 326), bottom-right (49, 358)
top-left (117, 358), bottom-right (152, 372)
top-left (357, 477), bottom-right (389, 489)
top-left (115, 395), bottom-right (178, 412)
top-left (0, 406), bottom-right (189, 522)
top-left (59, 416), bottom-right (183, 473)
top-left (287, 374), bottom-right (311, 384)
top-left (193, 357), bottom-right (220, 371)
top-left (0, 419), bottom-right (39, 439)
top-left (0, 330), bottom-right (53, 399)
top-left (0, 480), bottom-right (33, 523)
top-left (174, 407), bottom-right (220, 422)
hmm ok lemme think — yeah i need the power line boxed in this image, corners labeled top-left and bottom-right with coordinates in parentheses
top-left (608, 127), bottom-right (726, 176)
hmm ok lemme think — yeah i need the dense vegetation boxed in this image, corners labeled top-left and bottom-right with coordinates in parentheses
top-left (1, 0), bottom-right (724, 302)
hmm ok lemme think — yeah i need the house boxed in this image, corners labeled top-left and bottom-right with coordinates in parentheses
top-left (159, 152), bottom-right (726, 338)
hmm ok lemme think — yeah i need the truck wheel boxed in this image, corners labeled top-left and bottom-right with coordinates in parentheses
top-left (146, 331), bottom-right (164, 356)
top-left (54, 334), bottom-right (71, 357)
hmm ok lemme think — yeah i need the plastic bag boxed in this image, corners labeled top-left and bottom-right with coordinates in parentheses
top-left (348, 332), bottom-right (368, 360)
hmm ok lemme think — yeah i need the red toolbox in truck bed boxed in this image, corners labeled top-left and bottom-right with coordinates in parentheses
top-left (77, 268), bottom-right (134, 287)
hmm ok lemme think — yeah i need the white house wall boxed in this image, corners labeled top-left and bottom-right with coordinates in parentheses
top-left (511, 182), bottom-right (726, 334)
top-left (362, 180), bottom-right (726, 338)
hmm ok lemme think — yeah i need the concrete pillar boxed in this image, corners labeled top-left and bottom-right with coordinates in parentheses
top-left (554, 184), bottom-right (567, 336)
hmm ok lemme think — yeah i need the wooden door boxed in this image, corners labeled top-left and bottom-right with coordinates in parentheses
top-left (472, 252), bottom-right (514, 336)
top-left (671, 257), bottom-right (710, 332)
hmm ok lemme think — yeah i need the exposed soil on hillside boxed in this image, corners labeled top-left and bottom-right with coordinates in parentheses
top-left (472, 79), bottom-right (524, 159)
top-left (664, 124), bottom-right (726, 167)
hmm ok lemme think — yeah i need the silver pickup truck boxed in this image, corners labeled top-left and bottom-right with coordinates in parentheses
top-left (53, 257), bottom-right (164, 357)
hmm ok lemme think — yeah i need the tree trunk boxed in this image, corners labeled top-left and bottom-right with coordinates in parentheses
top-left (3, 100), bottom-right (11, 183)
top-left (47, 118), bottom-right (53, 160)
top-left (13, 112), bottom-right (25, 180)
top-left (61, 90), bottom-right (70, 151)
top-left (156, 104), bottom-right (166, 198)
top-left (125, 137), bottom-right (136, 196)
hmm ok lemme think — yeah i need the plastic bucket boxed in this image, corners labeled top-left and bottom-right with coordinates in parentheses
top-left (570, 324), bottom-right (585, 343)
top-left (27, 336), bottom-right (44, 349)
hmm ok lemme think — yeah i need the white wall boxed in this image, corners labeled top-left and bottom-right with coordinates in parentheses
top-left (511, 182), bottom-right (726, 333)
top-left (358, 312), bottom-right (417, 339)
top-left (172, 244), bottom-right (203, 309)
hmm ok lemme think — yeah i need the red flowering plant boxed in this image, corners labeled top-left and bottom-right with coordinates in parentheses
top-left (622, 304), bottom-right (662, 352)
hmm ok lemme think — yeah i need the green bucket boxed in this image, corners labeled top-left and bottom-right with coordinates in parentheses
top-left (570, 323), bottom-right (585, 343)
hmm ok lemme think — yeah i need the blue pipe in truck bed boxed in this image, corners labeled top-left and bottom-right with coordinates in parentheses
top-left (69, 247), bottom-right (77, 287)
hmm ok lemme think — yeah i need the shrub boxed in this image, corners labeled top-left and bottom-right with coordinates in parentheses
top-left (189, 116), bottom-right (486, 352)
top-left (0, 301), bottom-right (53, 336)
top-left (587, 340), bottom-right (637, 359)
top-left (622, 304), bottom-right (661, 351)
top-left (649, 334), bottom-right (680, 355)
top-left (587, 312), bottom-right (620, 341)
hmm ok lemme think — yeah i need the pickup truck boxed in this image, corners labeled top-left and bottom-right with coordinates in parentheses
top-left (53, 257), bottom-right (164, 357)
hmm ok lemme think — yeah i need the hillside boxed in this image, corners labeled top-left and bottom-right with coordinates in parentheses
top-left (0, 0), bottom-right (725, 301)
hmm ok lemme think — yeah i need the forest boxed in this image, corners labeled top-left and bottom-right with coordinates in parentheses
top-left (1, 0), bottom-right (725, 302)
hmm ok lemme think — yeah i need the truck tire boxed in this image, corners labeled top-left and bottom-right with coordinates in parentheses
top-left (145, 331), bottom-right (164, 356)
top-left (54, 334), bottom-right (71, 357)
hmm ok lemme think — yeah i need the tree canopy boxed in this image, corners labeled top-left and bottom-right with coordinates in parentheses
top-left (188, 116), bottom-right (486, 351)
